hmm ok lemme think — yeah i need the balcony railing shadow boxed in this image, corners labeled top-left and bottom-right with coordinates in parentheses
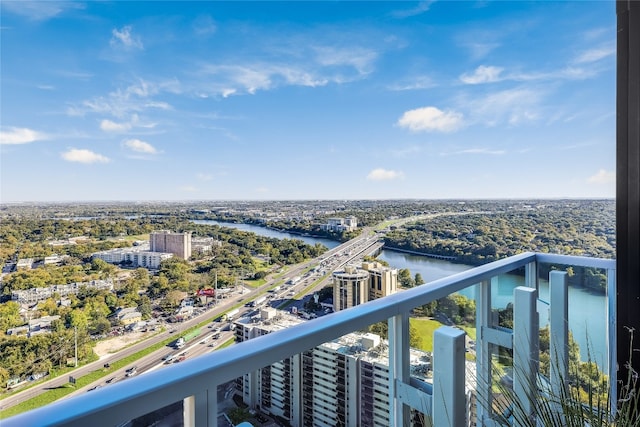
top-left (4, 252), bottom-right (616, 427)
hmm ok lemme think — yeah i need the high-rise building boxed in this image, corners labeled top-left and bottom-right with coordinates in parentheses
top-left (149, 230), bottom-right (192, 259)
top-left (332, 262), bottom-right (398, 312)
top-left (332, 265), bottom-right (370, 312)
top-left (361, 261), bottom-right (398, 301)
top-left (233, 308), bottom-right (430, 427)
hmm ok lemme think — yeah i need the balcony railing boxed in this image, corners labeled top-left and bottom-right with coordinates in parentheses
top-left (4, 252), bottom-right (616, 427)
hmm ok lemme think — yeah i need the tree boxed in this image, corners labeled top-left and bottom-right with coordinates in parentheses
top-left (398, 268), bottom-right (415, 287)
top-left (68, 309), bottom-right (89, 330)
top-left (368, 321), bottom-right (422, 348)
top-left (0, 301), bottom-right (23, 332)
top-left (414, 273), bottom-right (425, 286)
top-left (227, 407), bottom-right (251, 425)
top-left (91, 317), bottom-right (112, 335)
top-left (133, 267), bottom-right (150, 287)
top-left (138, 295), bottom-right (153, 319)
top-left (0, 366), bottom-right (9, 387)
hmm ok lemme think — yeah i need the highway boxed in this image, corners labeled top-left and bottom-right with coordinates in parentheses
top-left (0, 229), bottom-right (382, 412)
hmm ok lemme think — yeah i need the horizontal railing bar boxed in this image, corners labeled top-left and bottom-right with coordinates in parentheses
top-left (4, 252), bottom-right (615, 427)
top-left (535, 253), bottom-right (615, 269)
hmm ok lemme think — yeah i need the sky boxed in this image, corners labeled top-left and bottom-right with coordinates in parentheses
top-left (0, 1), bottom-right (617, 202)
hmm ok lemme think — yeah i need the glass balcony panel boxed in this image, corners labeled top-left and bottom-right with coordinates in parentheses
top-left (3, 254), bottom-right (617, 427)
top-left (129, 400), bottom-right (184, 427)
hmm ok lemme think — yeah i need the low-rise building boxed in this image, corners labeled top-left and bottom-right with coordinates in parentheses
top-left (321, 216), bottom-right (358, 232)
top-left (16, 258), bottom-right (34, 270)
top-left (92, 248), bottom-right (173, 269)
top-left (113, 307), bottom-right (142, 325)
top-left (11, 279), bottom-right (114, 304)
top-left (43, 254), bottom-right (68, 265)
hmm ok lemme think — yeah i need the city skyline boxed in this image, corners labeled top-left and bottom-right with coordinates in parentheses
top-left (1, 1), bottom-right (616, 202)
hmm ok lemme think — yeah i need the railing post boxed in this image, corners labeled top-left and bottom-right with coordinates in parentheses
top-left (525, 261), bottom-right (537, 289)
top-left (549, 271), bottom-right (569, 422)
top-left (549, 271), bottom-right (568, 405)
top-left (433, 326), bottom-right (466, 427)
top-left (513, 286), bottom-right (539, 427)
top-left (475, 279), bottom-right (492, 424)
top-left (607, 267), bottom-right (617, 412)
top-left (184, 395), bottom-right (195, 427)
top-left (190, 389), bottom-right (214, 427)
top-left (388, 313), bottom-right (410, 427)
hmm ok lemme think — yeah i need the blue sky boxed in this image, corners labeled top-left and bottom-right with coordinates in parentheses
top-left (0, 1), bottom-right (616, 202)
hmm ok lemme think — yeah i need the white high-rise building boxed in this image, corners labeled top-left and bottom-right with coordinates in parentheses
top-left (233, 309), bottom-right (431, 427)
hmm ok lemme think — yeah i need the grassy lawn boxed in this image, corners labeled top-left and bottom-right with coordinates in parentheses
top-left (410, 318), bottom-right (443, 352)
top-left (242, 278), bottom-right (266, 288)
top-left (109, 233), bottom-right (150, 242)
top-left (410, 318), bottom-right (476, 352)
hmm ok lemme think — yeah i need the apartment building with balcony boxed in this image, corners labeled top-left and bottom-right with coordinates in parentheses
top-left (234, 308), bottom-right (431, 427)
top-left (91, 247), bottom-right (173, 269)
top-left (11, 279), bottom-right (114, 304)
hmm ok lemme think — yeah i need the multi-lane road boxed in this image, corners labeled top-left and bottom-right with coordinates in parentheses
top-left (1, 229), bottom-right (383, 412)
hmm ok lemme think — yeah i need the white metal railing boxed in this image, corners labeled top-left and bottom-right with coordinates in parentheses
top-left (3, 252), bottom-right (616, 427)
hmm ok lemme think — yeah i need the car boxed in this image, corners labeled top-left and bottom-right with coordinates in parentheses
top-left (87, 385), bottom-right (102, 392)
top-left (125, 366), bottom-right (137, 377)
top-left (106, 377), bottom-right (116, 384)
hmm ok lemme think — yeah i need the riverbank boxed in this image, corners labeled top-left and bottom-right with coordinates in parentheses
top-left (382, 245), bottom-right (457, 261)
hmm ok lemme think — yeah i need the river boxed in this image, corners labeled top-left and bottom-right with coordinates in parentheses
top-left (191, 219), bottom-right (609, 368)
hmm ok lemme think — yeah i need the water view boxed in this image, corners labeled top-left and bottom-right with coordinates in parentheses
top-left (198, 219), bottom-right (609, 368)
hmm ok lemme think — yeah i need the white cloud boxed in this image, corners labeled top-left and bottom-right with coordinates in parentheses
top-left (222, 88), bottom-right (237, 98)
top-left (462, 42), bottom-right (501, 61)
top-left (587, 169), bottom-right (615, 184)
top-left (366, 168), bottom-right (405, 181)
top-left (388, 76), bottom-right (436, 91)
top-left (0, 127), bottom-right (48, 145)
top-left (179, 185), bottom-right (198, 193)
top-left (200, 43), bottom-right (378, 98)
top-left (197, 173), bottom-right (213, 181)
top-left (313, 46), bottom-right (377, 76)
top-left (574, 43), bottom-right (615, 64)
top-left (397, 106), bottom-right (464, 133)
top-left (391, 1), bottom-right (434, 18)
top-left (100, 119), bottom-right (132, 133)
top-left (460, 65), bottom-right (504, 84)
top-left (255, 187), bottom-right (270, 193)
top-left (1, 1), bottom-right (84, 21)
top-left (123, 139), bottom-right (157, 154)
top-left (193, 15), bottom-right (217, 36)
top-left (110, 26), bottom-right (143, 50)
top-left (201, 64), bottom-right (330, 97)
top-left (70, 80), bottom-right (169, 118)
top-left (61, 148), bottom-right (110, 164)
top-left (464, 87), bottom-right (542, 126)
